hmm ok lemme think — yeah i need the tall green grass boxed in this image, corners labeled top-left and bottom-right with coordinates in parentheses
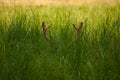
top-left (0, 6), bottom-right (120, 80)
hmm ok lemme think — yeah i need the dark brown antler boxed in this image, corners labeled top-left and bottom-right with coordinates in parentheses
top-left (68, 22), bottom-right (83, 47)
top-left (42, 21), bottom-right (51, 43)
top-left (73, 22), bottom-right (83, 37)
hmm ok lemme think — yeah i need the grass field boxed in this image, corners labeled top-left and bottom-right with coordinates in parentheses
top-left (0, 3), bottom-right (120, 80)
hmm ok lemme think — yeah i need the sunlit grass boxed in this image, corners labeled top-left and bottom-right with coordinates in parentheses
top-left (0, 5), bottom-right (120, 80)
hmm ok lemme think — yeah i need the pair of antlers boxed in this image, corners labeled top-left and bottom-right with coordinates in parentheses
top-left (41, 21), bottom-right (83, 45)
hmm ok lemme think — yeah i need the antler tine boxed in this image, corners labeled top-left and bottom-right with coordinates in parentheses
top-left (73, 24), bottom-right (77, 30)
top-left (77, 22), bottom-right (83, 35)
top-left (78, 22), bottom-right (83, 31)
top-left (41, 21), bottom-right (52, 43)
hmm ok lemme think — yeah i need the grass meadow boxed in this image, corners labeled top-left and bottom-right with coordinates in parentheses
top-left (0, 5), bottom-right (120, 80)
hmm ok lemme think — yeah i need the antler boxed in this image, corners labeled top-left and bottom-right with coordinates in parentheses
top-left (68, 22), bottom-right (83, 47)
top-left (41, 21), bottom-right (52, 43)
top-left (72, 22), bottom-right (83, 40)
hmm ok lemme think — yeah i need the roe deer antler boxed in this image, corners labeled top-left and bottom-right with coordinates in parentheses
top-left (68, 22), bottom-right (83, 46)
top-left (41, 21), bottom-right (83, 47)
top-left (41, 21), bottom-right (52, 43)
